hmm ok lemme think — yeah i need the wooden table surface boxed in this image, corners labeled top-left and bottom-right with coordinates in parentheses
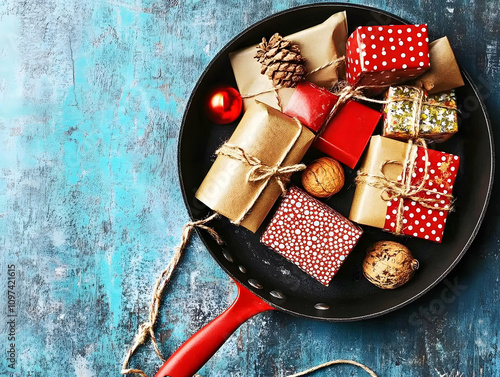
top-left (1, 0), bottom-right (499, 376)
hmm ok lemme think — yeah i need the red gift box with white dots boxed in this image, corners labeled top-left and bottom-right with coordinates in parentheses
top-left (384, 146), bottom-right (460, 242)
top-left (346, 24), bottom-right (431, 87)
top-left (260, 187), bottom-right (363, 286)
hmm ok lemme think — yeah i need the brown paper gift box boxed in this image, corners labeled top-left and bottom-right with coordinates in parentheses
top-left (413, 36), bottom-right (464, 94)
top-left (195, 101), bottom-right (315, 233)
top-left (229, 11), bottom-right (348, 111)
top-left (349, 136), bottom-right (408, 229)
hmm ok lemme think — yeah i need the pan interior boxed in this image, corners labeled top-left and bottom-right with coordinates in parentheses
top-left (178, 4), bottom-right (494, 321)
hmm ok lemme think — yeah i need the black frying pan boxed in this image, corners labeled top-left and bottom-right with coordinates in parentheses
top-left (156, 4), bottom-right (494, 377)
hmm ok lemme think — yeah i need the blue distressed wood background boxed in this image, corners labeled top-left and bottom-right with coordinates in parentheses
top-left (0, 0), bottom-right (499, 376)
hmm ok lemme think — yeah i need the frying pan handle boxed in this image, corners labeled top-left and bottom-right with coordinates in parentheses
top-left (154, 281), bottom-right (275, 377)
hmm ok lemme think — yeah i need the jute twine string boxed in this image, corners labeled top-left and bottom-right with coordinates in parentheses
top-left (306, 55), bottom-right (346, 77)
top-left (316, 82), bottom-right (388, 136)
top-left (121, 213), bottom-right (222, 377)
top-left (314, 83), bottom-right (457, 139)
top-left (215, 144), bottom-right (306, 195)
top-left (407, 87), bottom-right (425, 139)
top-left (119, 213), bottom-right (380, 377)
top-left (241, 53), bottom-right (456, 139)
top-left (355, 139), bottom-right (454, 235)
top-left (287, 359), bottom-right (378, 377)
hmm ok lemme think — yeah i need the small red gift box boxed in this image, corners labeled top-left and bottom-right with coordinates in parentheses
top-left (284, 82), bottom-right (338, 133)
top-left (346, 25), bottom-right (431, 87)
top-left (284, 82), bottom-right (382, 169)
top-left (261, 186), bottom-right (363, 286)
top-left (350, 136), bottom-right (460, 243)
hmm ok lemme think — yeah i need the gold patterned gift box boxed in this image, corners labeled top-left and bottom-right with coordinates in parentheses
top-left (382, 86), bottom-right (458, 142)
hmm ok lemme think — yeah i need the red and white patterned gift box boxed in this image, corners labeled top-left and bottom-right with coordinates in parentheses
top-left (349, 136), bottom-right (460, 243)
top-left (383, 146), bottom-right (460, 242)
top-left (346, 24), bottom-right (431, 87)
top-left (261, 187), bottom-right (363, 286)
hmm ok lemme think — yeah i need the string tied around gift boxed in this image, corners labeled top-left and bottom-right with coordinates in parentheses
top-left (382, 86), bottom-right (459, 140)
top-left (121, 213), bottom-right (222, 377)
top-left (310, 81), bottom-right (457, 140)
top-left (355, 139), bottom-right (454, 235)
top-left (215, 144), bottom-right (306, 195)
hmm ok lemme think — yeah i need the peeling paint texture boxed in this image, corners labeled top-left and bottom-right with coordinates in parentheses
top-left (0, 0), bottom-right (499, 376)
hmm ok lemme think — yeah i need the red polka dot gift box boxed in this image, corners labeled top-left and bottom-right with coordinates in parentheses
top-left (349, 136), bottom-right (460, 243)
top-left (284, 82), bottom-right (381, 169)
top-left (261, 186), bottom-right (363, 286)
top-left (346, 25), bottom-right (430, 88)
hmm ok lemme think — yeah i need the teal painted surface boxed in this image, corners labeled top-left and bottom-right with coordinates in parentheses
top-left (0, 0), bottom-right (499, 376)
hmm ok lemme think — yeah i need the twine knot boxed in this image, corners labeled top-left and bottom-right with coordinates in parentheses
top-left (355, 139), bottom-right (454, 235)
top-left (137, 322), bottom-right (153, 343)
top-left (216, 143), bottom-right (306, 196)
top-left (316, 81), bottom-right (390, 136)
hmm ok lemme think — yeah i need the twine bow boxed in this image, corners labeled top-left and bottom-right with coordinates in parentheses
top-left (215, 144), bottom-right (306, 195)
top-left (355, 139), bottom-right (454, 235)
top-left (214, 116), bottom-right (306, 225)
top-left (316, 82), bottom-right (389, 135)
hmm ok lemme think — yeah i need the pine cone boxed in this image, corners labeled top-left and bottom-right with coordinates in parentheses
top-left (255, 33), bottom-right (306, 88)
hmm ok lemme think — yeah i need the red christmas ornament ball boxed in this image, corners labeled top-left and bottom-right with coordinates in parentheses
top-left (205, 86), bottom-right (243, 124)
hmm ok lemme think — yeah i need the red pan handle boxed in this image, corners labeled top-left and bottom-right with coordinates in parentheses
top-left (154, 280), bottom-right (275, 377)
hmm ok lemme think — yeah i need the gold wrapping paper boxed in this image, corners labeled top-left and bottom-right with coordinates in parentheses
top-left (349, 136), bottom-right (414, 228)
top-left (229, 11), bottom-right (348, 110)
top-left (413, 37), bottom-right (464, 94)
top-left (195, 101), bottom-right (315, 233)
top-left (382, 86), bottom-right (458, 142)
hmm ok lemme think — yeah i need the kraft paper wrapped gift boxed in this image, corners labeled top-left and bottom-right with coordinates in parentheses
top-left (195, 101), bottom-right (315, 233)
top-left (229, 11), bottom-right (348, 110)
top-left (412, 36), bottom-right (465, 94)
top-left (349, 136), bottom-right (460, 243)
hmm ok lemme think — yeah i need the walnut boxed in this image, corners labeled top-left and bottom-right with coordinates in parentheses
top-left (301, 157), bottom-right (344, 198)
top-left (363, 241), bottom-right (419, 289)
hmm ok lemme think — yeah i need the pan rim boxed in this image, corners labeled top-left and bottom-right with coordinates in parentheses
top-left (177, 3), bottom-right (495, 322)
